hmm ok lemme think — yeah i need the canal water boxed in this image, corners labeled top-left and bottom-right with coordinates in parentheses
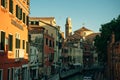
top-left (62, 73), bottom-right (83, 80)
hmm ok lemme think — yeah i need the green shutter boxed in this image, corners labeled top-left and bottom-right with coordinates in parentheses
top-left (20, 8), bottom-right (22, 20)
top-left (26, 42), bottom-right (28, 53)
top-left (1, 0), bottom-right (4, 7)
top-left (1, 0), bottom-right (7, 8)
top-left (9, 35), bottom-right (13, 51)
top-left (16, 38), bottom-right (20, 48)
top-left (18, 7), bottom-right (20, 19)
top-left (1, 31), bottom-right (5, 50)
top-left (18, 39), bottom-right (20, 48)
top-left (23, 40), bottom-right (25, 49)
top-left (26, 16), bottom-right (29, 26)
top-left (23, 13), bottom-right (25, 23)
top-left (9, 0), bottom-right (13, 13)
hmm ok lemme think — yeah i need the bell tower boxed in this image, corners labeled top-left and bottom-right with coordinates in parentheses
top-left (65, 17), bottom-right (72, 38)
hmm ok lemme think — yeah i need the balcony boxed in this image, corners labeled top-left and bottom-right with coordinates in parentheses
top-left (15, 49), bottom-right (24, 62)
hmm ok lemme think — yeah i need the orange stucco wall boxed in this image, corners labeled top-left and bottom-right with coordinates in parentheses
top-left (0, 0), bottom-right (29, 79)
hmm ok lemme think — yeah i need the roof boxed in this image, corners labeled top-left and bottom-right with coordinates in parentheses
top-left (30, 17), bottom-right (55, 20)
top-left (85, 33), bottom-right (100, 42)
top-left (75, 27), bottom-right (92, 32)
top-left (29, 17), bottom-right (58, 30)
top-left (29, 17), bottom-right (56, 24)
top-left (66, 33), bottom-right (82, 41)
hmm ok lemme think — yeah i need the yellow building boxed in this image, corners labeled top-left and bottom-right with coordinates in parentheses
top-left (0, 0), bottom-right (30, 80)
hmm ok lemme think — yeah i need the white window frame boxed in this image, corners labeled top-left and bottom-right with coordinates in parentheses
top-left (15, 33), bottom-right (20, 59)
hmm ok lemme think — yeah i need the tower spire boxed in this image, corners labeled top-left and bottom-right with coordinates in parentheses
top-left (65, 17), bottom-right (72, 38)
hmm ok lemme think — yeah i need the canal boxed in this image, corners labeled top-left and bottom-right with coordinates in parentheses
top-left (62, 73), bottom-right (83, 80)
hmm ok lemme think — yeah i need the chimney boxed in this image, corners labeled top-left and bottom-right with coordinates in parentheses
top-left (111, 32), bottom-right (115, 44)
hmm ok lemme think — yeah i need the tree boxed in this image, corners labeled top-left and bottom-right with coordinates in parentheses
top-left (94, 15), bottom-right (120, 63)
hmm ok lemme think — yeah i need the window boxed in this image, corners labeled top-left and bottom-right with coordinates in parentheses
top-left (34, 49), bottom-right (36, 54)
top-left (8, 34), bottom-right (13, 51)
top-left (26, 41), bottom-right (28, 53)
top-left (49, 40), bottom-right (52, 47)
top-left (49, 53), bottom-right (54, 62)
top-left (0, 31), bottom-right (5, 50)
top-left (0, 69), bottom-right (3, 80)
top-left (16, 5), bottom-right (22, 20)
top-left (28, 34), bottom-right (31, 42)
top-left (27, 0), bottom-right (29, 5)
top-left (30, 49), bottom-right (32, 53)
top-left (23, 13), bottom-right (25, 23)
top-left (20, 8), bottom-right (22, 20)
top-left (30, 21), bottom-right (39, 25)
top-left (16, 38), bottom-right (20, 48)
top-left (46, 30), bottom-right (48, 34)
top-left (7, 68), bottom-right (11, 80)
top-left (22, 40), bottom-right (25, 49)
top-left (15, 33), bottom-right (20, 48)
top-left (16, 5), bottom-right (18, 18)
top-left (35, 21), bottom-right (39, 25)
top-left (53, 41), bottom-right (54, 48)
top-left (9, 0), bottom-right (13, 13)
top-left (51, 33), bottom-right (53, 37)
top-left (11, 68), bottom-right (14, 80)
top-left (26, 16), bottom-right (29, 26)
top-left (46, 38), bottom-right (48, 45)
top-left (30, 21), bottom-right (34, 25)
top-left (1, 0), bottom-right (7, 8)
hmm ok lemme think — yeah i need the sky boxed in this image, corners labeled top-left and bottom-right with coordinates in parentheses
top-left (30, 0), bottom-right (120, 33)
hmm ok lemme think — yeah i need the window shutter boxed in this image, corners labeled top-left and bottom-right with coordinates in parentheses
top-left (1, 0), bottom-right (6, 7)
top-left (1, 0), bottom-right (4, 7)
top-left (5, 0), bottom-right (7, 8)
top-left (9, 0), bottom-right (13, 13)
top-left (0, 31), bottom-right (5, 50)
top-left (18, 7), bottom-right (20, 19)
top-left (20, 8), bottom-right (22, 20)
top-left (9, 35), bottom-right (13, 51)
top-left (26, 42), bottom-right (28, 53)
top-left (16, 5), bottom-right (18, 18)
top-left (23, 13), bottom-right (25, 23)
top-left (26, 16), bottom-right (29, 26)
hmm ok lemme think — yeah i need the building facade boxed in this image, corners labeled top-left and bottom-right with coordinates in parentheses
top-left (63, 33), bottom-right (83, 65)
top-left (107, 33), bottom-right (120, 80)
top-left (29, 18), bottom-right (62, 77)
top-left (0, 0), bottom-right (30, 80)
top-left (29, 17), bottom-right (63, 63)
top-left (63, 26), bottom-right (98, 68)
top-left (28, 27), bottom-right (45, 80)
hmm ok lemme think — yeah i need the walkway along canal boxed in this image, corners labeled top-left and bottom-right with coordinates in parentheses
top-left (61, 73), bottom-right (83, 80)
